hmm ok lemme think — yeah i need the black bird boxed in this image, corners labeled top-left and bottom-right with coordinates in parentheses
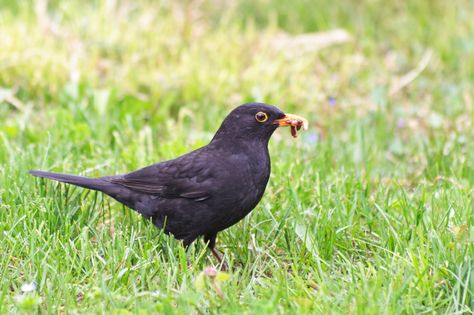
top-left (30, 103), bottom-right (307, 264)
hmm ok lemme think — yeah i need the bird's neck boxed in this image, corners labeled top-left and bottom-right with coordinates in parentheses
top-left (211, 123), bottom-right (275, 147)
top-left (210, 135), bottom-right (270, 156)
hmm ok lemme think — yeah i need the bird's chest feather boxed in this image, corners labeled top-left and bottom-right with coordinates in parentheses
top-left (212, 145), bottom-right (271, 223)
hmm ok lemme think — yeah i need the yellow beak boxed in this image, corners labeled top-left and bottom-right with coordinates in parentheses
top-left (273, 114), bottom-right (308, 138)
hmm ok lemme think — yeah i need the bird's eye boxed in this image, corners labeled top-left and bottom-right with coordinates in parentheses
top-left (255, 112), bottom-right (268, 123)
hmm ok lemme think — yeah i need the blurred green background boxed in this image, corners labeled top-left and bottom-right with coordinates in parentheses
top-left (1, 0), bottom-right (473, 313)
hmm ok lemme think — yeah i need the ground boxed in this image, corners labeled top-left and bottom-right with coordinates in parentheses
top-left (0, 0), bottom-right (473, 313)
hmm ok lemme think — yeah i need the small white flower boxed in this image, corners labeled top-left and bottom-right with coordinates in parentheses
top-left (21, 282), bottom-right (36, 293)
top-left (150, 290), bottom-right (162, 297)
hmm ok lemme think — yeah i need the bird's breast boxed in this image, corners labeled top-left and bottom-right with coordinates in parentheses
top-left (209, 146), bottom-right (271, 226)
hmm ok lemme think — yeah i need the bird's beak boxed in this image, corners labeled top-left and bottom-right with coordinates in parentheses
top-left (273, 114), bottom-right (309, 138)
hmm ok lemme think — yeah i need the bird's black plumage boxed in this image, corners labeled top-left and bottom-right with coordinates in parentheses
top-left (30, 103), bottom-right (307, 259)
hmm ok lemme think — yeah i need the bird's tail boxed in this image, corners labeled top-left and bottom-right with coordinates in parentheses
top-left (29, 170), bottom-right (112, 192)
top-left (30, 170), bottom-right (139, 211)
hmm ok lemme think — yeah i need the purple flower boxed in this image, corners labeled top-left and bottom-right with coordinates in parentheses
top-left (204, 266), bottom-right (218, 277)
top-left (305, 132), bottom-right (319, 145)
top-left (397, 118), bottom-right (406, 128)
top-left (328, 96), bottom-right (336, 107)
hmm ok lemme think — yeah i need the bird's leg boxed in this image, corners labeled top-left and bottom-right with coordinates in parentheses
top-left (211, 248), bottom-right (228, 271)
top-left (204, 234), bottom-right (228, 271)
top-left (211, 247), bottom-right (224, 264)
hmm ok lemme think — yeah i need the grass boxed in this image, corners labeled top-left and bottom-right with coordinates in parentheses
top-left (0, 0), bottom-right (473, 313)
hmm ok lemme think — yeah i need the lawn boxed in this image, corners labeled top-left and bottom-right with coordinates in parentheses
top-left (0, 0), bottom-right (473, 313)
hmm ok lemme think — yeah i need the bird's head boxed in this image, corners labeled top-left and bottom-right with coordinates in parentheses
top-left (212, 103), bottom-right (308, 144)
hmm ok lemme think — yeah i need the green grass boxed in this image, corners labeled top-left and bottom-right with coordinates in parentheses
top-left (1, 0), bottom-right (473, 313)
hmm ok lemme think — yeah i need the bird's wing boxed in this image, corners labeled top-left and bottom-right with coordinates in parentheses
top-left (109, 150), bottom-right (220, 201)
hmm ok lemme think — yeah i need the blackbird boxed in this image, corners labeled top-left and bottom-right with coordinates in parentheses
top-left (30, 103), bottom-right (307, 263)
